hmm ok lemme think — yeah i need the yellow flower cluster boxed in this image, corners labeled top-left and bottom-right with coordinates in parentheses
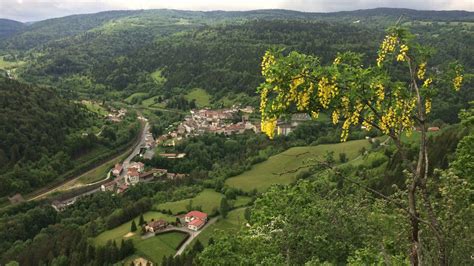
top-left (332, 110), bottom-right (339, 125)
top-left (311, 111), bottom-right (319, 119)
top-left (318, 76), bottom-right (338, 108)
top-left (417, 62), bottom-right (426, 80)
top-left (396, 44), bottom-right (409, 62)
top-left (422, 78), bottom-right (432, 88)
top-left (362, 113), bottom-right (375, 131)
top-left (453, 72), bottom-right (463, 91)
top-left (425, 98), bottom-right (432, 114)
top-left (379, 107), bottom-right (397, 134)
top-left (261, 51), bottom-right (275, 78)
top-left (261, 118), bottom-right (277, 139)
top-left (260, 87), bottom-right (269, 114)
top-left (341, 119), bottom-right (351, 141)
top-left (333, 56), bottom-right (341, 65)
top-left (377, 34), bottom-right (398, 67)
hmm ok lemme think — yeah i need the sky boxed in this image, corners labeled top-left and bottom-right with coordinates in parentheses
top-left (1, 0), bottom-right (473, 22)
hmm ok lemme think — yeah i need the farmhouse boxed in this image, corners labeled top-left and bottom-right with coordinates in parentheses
top-left (129, 161), bottom-right (145, 173)
top-left (112, 163), bottom-right (123, 177)
top-left (188, 218), bottom-right (206, 231)
top-left (126, 168), bottom-right (140, 185)
top-left (185, 210), bottom-right (208, 231)
top-left (144, 219), bottom-right (168, 233)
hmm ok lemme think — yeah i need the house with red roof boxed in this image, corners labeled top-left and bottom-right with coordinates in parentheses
top-left (145, 219), bottom-right (168, 233)
top-left (185, 210), bottom-right (208, 231)
top-left (126, 168), bottom-right (140, 185)
top-left (112, 163), bottom-right (123, 177)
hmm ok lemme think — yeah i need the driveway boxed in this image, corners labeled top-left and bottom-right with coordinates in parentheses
top-left (174, 217), bottom-right (218, 257)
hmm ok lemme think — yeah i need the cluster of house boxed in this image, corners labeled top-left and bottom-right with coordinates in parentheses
top-left (101, 162), bottom-right (187, 194)
top-left (143, 210), bottom-right (208, 234)
top-left (156, 106), bottom-right (259, 146)
top-left (107, 108), bottom-right (127, 122)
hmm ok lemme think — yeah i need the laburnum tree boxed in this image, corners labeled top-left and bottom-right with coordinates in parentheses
top-left (258, 27), bottom-right (464, 265)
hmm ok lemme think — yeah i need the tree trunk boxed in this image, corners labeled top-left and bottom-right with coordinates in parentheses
top-left (408, 180), bottom-right (420, 266)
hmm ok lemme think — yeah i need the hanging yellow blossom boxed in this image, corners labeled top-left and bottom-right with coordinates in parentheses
top-left (396, 44), bottom-right (409, 62)
top-left (377, 34), bottom-right (398, 67)
top-left (261, 118), bottom-right (277, 139)
top-left (417, 62), bottom-right (426, 80)
top-left (261, 51), bottom-right (276, 77)
top-left (333, 57), bottom-right (341, 65)
top-left (318, 76), bottom-right (338, 108)
top-left (425, 98), bottom-right (432, 114)
top-left (332, 110), bottom-right (340, 125)
top-left (453, 72), bottom-right (463, 91)
top-left (422, 78), bottom-right (432, 88)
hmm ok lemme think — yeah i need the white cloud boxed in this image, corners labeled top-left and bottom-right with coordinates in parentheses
top-left (0, 0), bottom-right (472, 22)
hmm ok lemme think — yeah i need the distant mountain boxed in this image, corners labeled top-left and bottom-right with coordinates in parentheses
top-left (0, 19), bottom-right (25, 39)
top-left (1, 8), bottom-right (473, 51)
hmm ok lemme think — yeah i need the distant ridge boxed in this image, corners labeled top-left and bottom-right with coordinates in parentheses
top-left (0, 19), bottom-right (25, 38)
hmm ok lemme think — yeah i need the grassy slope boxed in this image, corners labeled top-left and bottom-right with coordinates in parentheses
top-left (134, 231), bottom-right (188, 263)
top-left (193, 208), bottom-right (246, 247)
top-left (94, 211), bottom-right (175, 246)
top-left (185, 88), bottom-right (211, 107)
top-left (226, 139), bottom-right (371, 192)
top-left (124, 92), bottom-right (148, 103)
top-left (155, 189), bottom-right (224, 214)
top-left (82, 101), bottom-right (108, 116)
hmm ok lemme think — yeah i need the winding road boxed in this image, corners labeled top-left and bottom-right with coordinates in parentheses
top-left (28, 119), bottom-right (149, 201)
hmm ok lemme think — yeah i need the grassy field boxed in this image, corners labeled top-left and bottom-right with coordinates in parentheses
top-left (82, 101), bottom-right (108, 116)
top-left (226, 139), bottom-right (372, 192)
top-left (232, 196), bottom-right (252, 208)
top-left (125, 92), bottom-right (148, 104)
top-left (0, 56), bottom-right (25, 70)
top-left (141, 96), bottom-right (162, 107)
top-left (94, 211), bottom-right (175, 246)
top-left (134, 231), bottom-right (188, 263)
top-left (75, 150), bottom-right (130, 185)
top-left (192, 208), bottom-right (246, 247)
top-left (155, 189), bottom-right (224, 214)
top-left (185, 88), bottom-right (211, 107)
top-left (150, 69), bottom-right (166, 84)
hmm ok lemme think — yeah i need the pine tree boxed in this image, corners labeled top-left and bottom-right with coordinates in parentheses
top-left (139, 214), bottom-right (145, 225)
top-left (131, 220), bottom-right (137, 232)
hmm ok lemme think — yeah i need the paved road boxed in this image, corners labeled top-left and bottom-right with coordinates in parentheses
top-left (175, 217), bottom-right (218, 257)
top-left (120, 121), bottom-right (149, 179)
top-left (28, 119), bottom-right (148, 201)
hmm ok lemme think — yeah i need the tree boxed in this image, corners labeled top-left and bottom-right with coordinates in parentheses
top-left (139, 214), bottom-right (145, 225)
top-left (220, 198), bottom-right (230, 218)
top-left (192, 240), bottom-right (204, 253)
top-left (258, 27), bottom-right (464, 265)
top-left (130, 220), bottom-right (137, 232)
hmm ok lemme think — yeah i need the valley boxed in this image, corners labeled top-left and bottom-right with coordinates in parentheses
top-left (0, 7), bottom-right (472, 266)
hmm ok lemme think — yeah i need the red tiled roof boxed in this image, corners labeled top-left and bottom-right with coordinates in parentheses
top-left (114, 164), bottom-right (123, 171)
top-left (185, 211), bottom-right (208, 220)
top-left (188, 218), bottom-right (205, 227)
top-left (127, 168), bottom-right (139, 177)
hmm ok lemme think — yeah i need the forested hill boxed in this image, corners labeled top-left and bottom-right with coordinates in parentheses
top-left (0, 19), bottom-right (25, 39)
top-left (2, 8), bottom-right (473, 51)
top-left (0, 78), bottom-right (95, 196)
top-left (0, 8), bottom-right (472, 124)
